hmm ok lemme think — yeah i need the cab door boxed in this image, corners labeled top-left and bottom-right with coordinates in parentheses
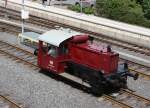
top-left (46, 46), bottom-right (58, 72)
top-left (38, 41), bottom-right (58, 73)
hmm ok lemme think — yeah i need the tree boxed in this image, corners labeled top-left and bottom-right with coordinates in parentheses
top-left (135, 0), bottom-right (143, 4)
top-left (95, 0), bottom-right (150, 27)
top-left (142, 0), bottom-right (150, 19)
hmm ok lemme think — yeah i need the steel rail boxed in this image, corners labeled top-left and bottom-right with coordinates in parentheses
top-left (0, 22), bottom-right (22, 34)
top-left (0, 95), bottom-right (22, 108)
top-left (0, 40), bottom-right (38, 68)
top-left (0, 41), bottom-right (150, 108)
top-left (119, 58), bottom-right (150, 79)
top-left (1, 0), bottom-right (150, 37)
top-left (0, 40), bottom-right (34, 56)
top-left (121, 89), bottom-right (150, 103)
top-left (0, 45), bottom-right (136, 108)
top-left (0, 6), bottom-right (62, 30)
top-left (1, 7), bottom-right (150, 79)
top-left (0, 6), bottom-right (149, 57)
top-left (1, 22), bottom-right (150, 79)
top-left (103, 94), bottom-right (133, 108)
top-left (0, 18), bottom-right (46, 33)
top-left (103, 89), bottom-right (150, 108)
top-left (93, 36), bottom-right (150, 56)
top-left (0, 49), bottom-right (38, 67)
top-left (120, 58), bottom-right (150, 68)
top-left (1, 23), bottom-right (150, 80)
top-left (129, 68), bottom-right (150, 78)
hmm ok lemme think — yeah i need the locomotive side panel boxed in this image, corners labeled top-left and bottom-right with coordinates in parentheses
top-left (109, 54), bottom-right (119, 72)
top-left (68, 44), bottom-right (119, 74)
top-left (69, 44), bottom-right (101, 70)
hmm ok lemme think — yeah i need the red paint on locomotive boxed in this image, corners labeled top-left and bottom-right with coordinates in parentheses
top-left (37, 33), bottom-right (118, 75)
top-left (68, 35), bottom-right (119, 74)
top-left (35, 29), bottom-right (138, 95)
top-left (38, 40), bottom-right (69, 73)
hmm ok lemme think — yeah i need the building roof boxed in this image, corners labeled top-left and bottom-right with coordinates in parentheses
top-left (38, 29), bottom-right (81, 47)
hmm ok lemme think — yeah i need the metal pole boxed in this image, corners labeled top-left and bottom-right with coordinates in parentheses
top-left (5, 0), bottom-right (7, 8)
top-left (4, 0), bottom-right (8, 18)
top-left (48, 0), bottom-right (51, 6)
top-left (80, 0), bottom-right (82, 13)
top-left (22, 0), bottom-right (25, 33)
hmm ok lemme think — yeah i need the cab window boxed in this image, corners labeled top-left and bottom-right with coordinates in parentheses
top-left (59, 44), bottom-right (68, 55)
top-left (41, 42), bottom-right (48, 54)
top-left (47, 44), bottom-right (58, 57)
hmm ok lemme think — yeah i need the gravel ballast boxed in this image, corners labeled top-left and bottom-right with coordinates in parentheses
top-left (0, 54), bottom-right (115, 108)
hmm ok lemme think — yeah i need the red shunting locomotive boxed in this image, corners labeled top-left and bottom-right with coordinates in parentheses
top-left (34, 29), bottom-right (138, 95)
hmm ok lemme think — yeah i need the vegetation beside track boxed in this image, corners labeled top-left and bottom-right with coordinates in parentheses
top-left (68, 0), bottom-right (150, 28)
top-left (68, 5), bottom-right (95, 14)
top-left (96, 0), bottom-right (150, 28)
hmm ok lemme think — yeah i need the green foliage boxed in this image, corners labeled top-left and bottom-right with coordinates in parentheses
top-left (68, 5), bottom-right (94, 14)
top-left (142, 0), bottom-right (150, 19)
top-left (68, 5), bottom-right (81, 12)
top-left (83, 7), bottom-right (95, 14)
top-left (95, 0), bottom-right (150, 28)
top-left (68, 0), bottom-right (150, 28)
top-left (135, 0), bottom-right (143, 4)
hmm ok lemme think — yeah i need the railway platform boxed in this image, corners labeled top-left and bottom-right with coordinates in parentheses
top-left (0, 0), bottom-right (150, 49)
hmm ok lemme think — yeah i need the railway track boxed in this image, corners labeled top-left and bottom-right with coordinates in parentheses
top-left (0, 94), bottom-right (22, 108)
top-left (0, 40), bottom-right (150, 108)
top-left (0, 6), bottom-right (150, 57)
top-left (0, 22), bottom-right (150, 79)
top-left (92, 41), bottom-right (150, 79)
top-left (0, 40), bottom-right (38, 69)
top-left (120, 58), bottom-right (150, 79)
top-left (0, 6), bottom-right (150, 108)
top-left (101, 89), bottom-right (150, 108)
top-left (0, 22), bottom-right (26, 34)
top-left (0, 6), bottom-right (65, 31)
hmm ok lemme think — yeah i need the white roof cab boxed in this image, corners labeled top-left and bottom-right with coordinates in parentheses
top-left (38, 28), bottom-right (81, 47)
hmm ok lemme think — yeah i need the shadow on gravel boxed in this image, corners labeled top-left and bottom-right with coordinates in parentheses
top-left (39, 70), bottom-right (92, 93)
top-left (39, 70), bottom-right (120, 97)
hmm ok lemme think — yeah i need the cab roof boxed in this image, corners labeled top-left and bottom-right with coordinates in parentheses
top-left (38, 29), bottom-right (81, 47)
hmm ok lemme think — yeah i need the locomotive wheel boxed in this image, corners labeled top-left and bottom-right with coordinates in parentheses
top-left (120, 80), bottom-right (127, 89)
top-left (91, 85), bottom-right (103, 96)
top-left (117, 77), bottom-right (127, 89)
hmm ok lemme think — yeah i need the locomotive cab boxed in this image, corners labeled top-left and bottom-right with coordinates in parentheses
top-left (38, 41), bottom-right (66, 73)
top-left (37, 29), bottom-right (81, 73)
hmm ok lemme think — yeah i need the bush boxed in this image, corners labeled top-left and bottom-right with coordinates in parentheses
top-left (142, 0), bottom-right (150, 19)
top-left (68, 5), bottom-right (95, 14)
top-left (95, 0), bottom-right (150, 28)
top-left (83, 7), bottom-right (95, 14)
top-left (68, 5), bottom-right (81, 12)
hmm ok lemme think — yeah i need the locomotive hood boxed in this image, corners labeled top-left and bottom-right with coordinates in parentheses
top-left (38, 29), bottom-right (81, 47)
